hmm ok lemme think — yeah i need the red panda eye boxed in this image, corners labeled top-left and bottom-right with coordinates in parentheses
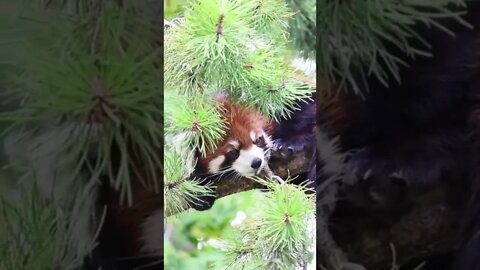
top-left (226, 146), bottom-right (239, 155)
top-left (254, 136), bottom-right (266, 147)
top-left (225, 148), bottom-right (240, 160)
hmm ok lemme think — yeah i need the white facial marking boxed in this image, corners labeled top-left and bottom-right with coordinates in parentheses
top-left (229, 140), bottom-right (240, 148)
top-left (209, 155), bottom-right (225, 173)
top-left (141, 210), bottom-right (164, 255)
top-left (250, 131), bottom-right (257, 142)
top-left (263, 131), bottom-right (272, 146)
top-left (232, 145), bottom-right (265, 176)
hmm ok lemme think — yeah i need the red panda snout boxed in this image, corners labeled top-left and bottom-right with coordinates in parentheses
top-left (231, 144), bottom-right (266, 176)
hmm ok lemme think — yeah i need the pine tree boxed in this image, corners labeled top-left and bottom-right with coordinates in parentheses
top-left (0, 0), bottom-right (471, 269)
top-left (317, 0), bottom-right (470, 96)
top-left (0, 0), bottom-right (163, 269)
top-left (0, 0), bottom-right (316, 269)
top-left (315, 1), bottom-right (471, 269)
top-left (164, 0), bottom-right (316, 269)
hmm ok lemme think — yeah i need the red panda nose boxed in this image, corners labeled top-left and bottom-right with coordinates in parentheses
top-left (251, 158), bottom-right (262, 169)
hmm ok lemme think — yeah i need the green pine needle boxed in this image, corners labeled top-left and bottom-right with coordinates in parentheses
top-left (219, 178), bottom-right (315, 270)
top-left (317, 0), bottom-right (470, 95)
top-left (165, 0), bottom-right (254, 93)
top-left (243, 79), bottom-right (314, 121)
top-left (164, 147), bottom-right (214, 216)
top-left (250, 0), bottom-right (294, 36)
top-left (0, 1), bottom-right (163, 206)
top-left (165, 95), bottom-right (227, 156)
top-left (285, 0), bottom-right (316, 58)
top-left (0, 182), bottom-right (98, 270)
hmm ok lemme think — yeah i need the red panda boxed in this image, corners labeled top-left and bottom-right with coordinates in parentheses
top-left (82, 181), bottom-right (163, 270)
top-left (189, 92), bottom-right (316, 211)
top-left (5, 84), bottom-right (315, 270)
top-left (313, 2), bottom-right (480, 269)
top-left (79, 91), bottom-right (316, 270)
top-left (195, 93), bottom-right (275, 178)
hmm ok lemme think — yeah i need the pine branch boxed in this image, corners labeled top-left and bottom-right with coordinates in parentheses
top-left (164, 3), bottom-right (317, 268)
top-left (285, 0), bottom-right (316, 58)
top-left (164, 0), bottom-right (315, 120)
top-left (0, 1), bottom-right (164, 206)
top-left (0, 181), bottom-right (99, 270)
top-left (166, 143), bottom-right (314, 216)
top-left (317, 0), bottom-right (470, 95)
top-left (219, 178), bottom-right (315, 270)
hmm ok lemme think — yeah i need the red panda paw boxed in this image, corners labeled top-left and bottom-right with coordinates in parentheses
top-left (342, 147), bottom-right (411, 210)
top-left (270, 139), bottom-right (296, 158)
top-left (270, 134), bottom-right (314, 159)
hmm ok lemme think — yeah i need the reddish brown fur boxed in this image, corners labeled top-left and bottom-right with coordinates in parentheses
top-left (99, 94), bottom-right (272, 259)
top-left (97, 139), bottom-right (164, 257)
top-left (195, 94), bottom-right (272, 173)
top-left (100, 183), bottom-right (162, 255)
top-left (96, 104), bottom-right (266, 261)
top-left (317, 83), bottom-right (353, 137)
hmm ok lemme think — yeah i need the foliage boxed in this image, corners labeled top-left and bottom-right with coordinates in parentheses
top-left (0, 180), bottom-right (99, 270)
top-left (164, 191), bottom-right (260, 269)
top-left (219, 179), bottom-right (315, 270)
top-left (164, 145), bottom-right (214, 216)
top-left (0, 0), bottom-right (163, 269)
top-left (165, 0), bottom-right (189, 20)
top-left (317, 0), bottom-right (470, 95)
top-left (165, 182), bottom-right (315, 270)
top-left (285, 0), bottom-right (316, 58)
top-left (165, 94), bottom-right (227, 156)
top-left (164, 0), bottom-right (315, 162)
top-left (164, 0), bottom-right (316, 269)
top-left (0, 0), bottom-right (163, 206)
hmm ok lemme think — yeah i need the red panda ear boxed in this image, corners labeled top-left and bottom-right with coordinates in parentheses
top-left (213, 91), bottom-right (229, 103)
top-left (213, 92), bottom-right (231, 115)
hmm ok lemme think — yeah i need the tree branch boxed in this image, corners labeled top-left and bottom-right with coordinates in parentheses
top-left (330, 187), bottom-right (463, 269)
top-left (215, 146), bottom-right (315, 199)
top-left (165, 146), bottom-right (315, 217)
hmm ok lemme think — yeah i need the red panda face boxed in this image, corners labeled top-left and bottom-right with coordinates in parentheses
top-left (195, 95), bottom-right (273, 177)
top-left (232, 130), bottom-right (270, 176)
top-left (207, 130), bottom-right (272, 176)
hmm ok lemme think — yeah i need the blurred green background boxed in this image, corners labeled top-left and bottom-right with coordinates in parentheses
top-left (164, 0), bottom-right (187, 20)
top-left (165, 190), bottom-right (265, 269)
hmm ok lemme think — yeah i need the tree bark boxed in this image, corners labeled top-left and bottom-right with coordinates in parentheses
top-left (164, 145), bottom-right (315, 217)
top-left (215, 146), bottom-right (315, 199)
top-left (166, 140), bottom-right (462, 269)
top-left (330, 187), bottom-right (464, 270)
